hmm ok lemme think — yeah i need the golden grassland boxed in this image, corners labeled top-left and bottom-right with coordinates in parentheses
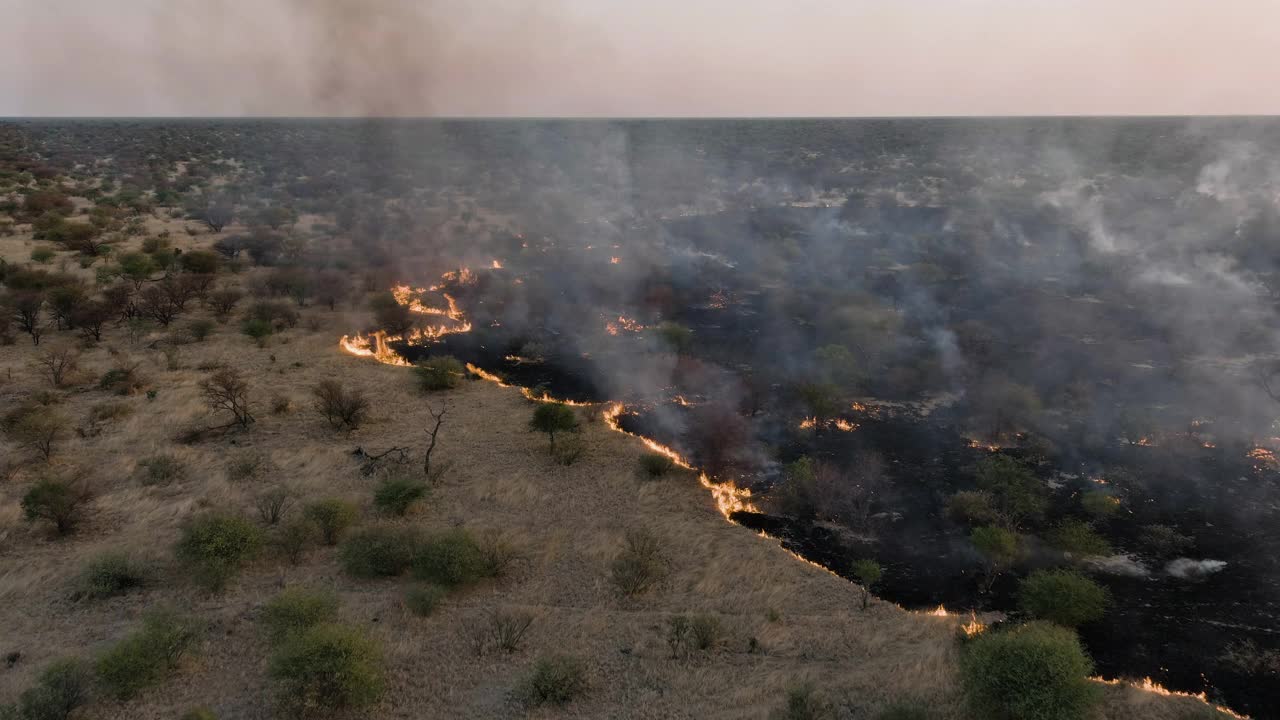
top-left (0, 226), bottom-right (1220, 718)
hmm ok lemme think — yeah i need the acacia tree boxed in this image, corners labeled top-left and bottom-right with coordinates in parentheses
top-left (971, 525), bottom-right (1020, 594)
top-left (8, 290), bottom-right (45, 345)
top-left (72, 301), bottom-right (112, 343)
top-left (138, 285), bottom-right (180, 326)
top-left (529, 404), bottom-right (578, 453)
top-left (423, 400), bottom-right (449, 480)
top-left (36, 344), bottom-right (79, 387)
top-left (852, 558), bottom-right (882, 610)
top-left (200, 368), bottom-right (255, 429)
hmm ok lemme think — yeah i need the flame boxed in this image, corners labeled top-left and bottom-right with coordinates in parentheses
top-left (966, 438), bottom-right (1001, 452)
top-left (1247, 447), bottom-right (1277, 470)
top-left (601, 403), bottom-right (758, 517)
top-left (930, 605), bottom-right (949, 617)
top-left (610, 256), bottom-right (621, 264)
top-left (606, 315), bottom-right (646, 335)
top-left (519, 387), bottom-right (594, 406)
top-left (961, 612), bottom-right (986, 637)
top-left (1091, 677), bottom-right (1249, 718)
top-left (466, 363), bottom-right (508, 386)
top-left (339, 331), bottom-right (410, 367)
top-left (491, 259), bottom-right (503, 269)
top-left (799, 417), bottom-right (859, 432)
top-left (1135, 436), bottom-right (1155, 447)
top-left (671, 395), bottom-right (695, 407)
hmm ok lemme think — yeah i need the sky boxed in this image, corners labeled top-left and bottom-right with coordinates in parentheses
top-left (1, 0), bottom-right (1276, 117)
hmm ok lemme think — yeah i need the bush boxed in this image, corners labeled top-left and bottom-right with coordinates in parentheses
top-left (770, 683), bottom-right (834, 720)
top-left (1047, 520), bottom-right (1112, 557)
top-left (96, 610), bottom-right (201, 700)
top-left (1081, 490), bottom-right (1120, 519)
top-left (1017, 569), bottom-right (1110, 627)
top-left (21, 477), bottom-right (92, 535)
top-left (15, 658), bottom-right (92, 720)
top-left (30, 246), bottom-right (56, 264)
top-left (305, 499), bottom-right (359, 545)
top-left (339, 525), bottom-right (418, 578)
top-left (529, 403), bottom-right (578, 453)
top-left (268, 623), bottom-right (384, 713)
top-left (136, 454), bottom-right (186, 486)
top-left (960, 621), bottom-right (1100, 720)
top-left (372, 474), bottom-right (427, 516)
top-left (515, 655), bottom-right (587, 707)
top-left (638, 452), bottom-right (676, 478)
top-left (488, 609), bottom-right (535, 653)
top-left (180, 709), bottom-right (217, 720)
top-left (174, 512), bottom-right (263, 590)
top-left (226, 452), bottom-right (265, 481)
top-left (405, 584), bottom-right (446, 617)
top-left (311, 379), bottom-right (368, 430)
top-left (254, 485), bottom-right (293, 525)
top-left (261, 588), bottom-right (339, 643)
top-left (689, 614), bottom-right (723, 651)
top-left (609, 528), bottom-right (667, 596)
top-left (187, 318), bottom-right (216, 341)
top-left (852, 558), bottom-right (883, 610)
top-left (413, 356), bottom-right (464, 392)
top-left (241, 317), bottom-right (273, 346)
top-left (75, 552), bottom-right (148, 600)
top-left (412, 529), bottom-right (489, 587)
top-left (274, 518), bottom-right (314, 565)
top-left (948, 490), bottom-right (997, 525)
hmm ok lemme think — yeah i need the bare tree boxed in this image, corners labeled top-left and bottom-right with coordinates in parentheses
top-left (200, 368), bottom-right (254, 428)
top-left (138, 285), bottom-right (180, 326)
top-left (423, 400), bottom-right (449, 480)
top-left (36, 344), bottom-right (80, 388)
top-left (12, 409), bottom-right (69, 461)
top-left (311, 379), bottom-right (369, 430)
top-left (207, 287), bottom-right (243, 323)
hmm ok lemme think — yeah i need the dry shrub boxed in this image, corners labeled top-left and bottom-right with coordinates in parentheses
top-left (610, 528), bottom-right (668, 597)
top-left (311, 379), bottom-right (369, 430)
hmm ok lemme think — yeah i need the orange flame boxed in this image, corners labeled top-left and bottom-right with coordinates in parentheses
top-left (1091, 677), bottom-right (1249, 718)
top-left (610, 256), bottom-right (621, 265)
top-left (491, 259), bottom-right (503, 269)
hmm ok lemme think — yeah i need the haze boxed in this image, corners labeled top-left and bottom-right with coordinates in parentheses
top-left (1, 0), bottom-right (1277, 117)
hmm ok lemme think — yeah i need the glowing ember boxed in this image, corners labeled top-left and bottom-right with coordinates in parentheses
top-left (491, 259), bottom-right (503, 269)
top-left (1247, 447), bottom-right (1277, 470)
top-left (610, 256), bottom-right (621, 264)
top-left (1135, 436), bottom-right (1155, 447)
top-left (606, 315), bottom-right (646, 335)
top-left (671, 395), bottom-right (695, 407)
top-left (966, 438), bottom-right (1000, 451)
top-left (798, 417), bottom-right (858, 432)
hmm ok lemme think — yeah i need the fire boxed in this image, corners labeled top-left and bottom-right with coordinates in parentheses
top-left (1091, 677), bottom-right (1249, 718)
top-left (1247, 447), bottom-right (1277, 470)
top-left (671, 395), bottom-right (695, 407)
top-left (610, 256), bottom-right (621, 264)
top-left (966, 438), bottom-right (1001, 452)
top-left (519, 387), bottom-right (594, 406)
top-left (961, 612), bottom-right (986, 637)
top-left (491, 259), bottom-right (503, 269)
top-left (465, 363), bottom-right (508, 386)
top-left (1135, 436), bottom-right (1155, 447)
top-left (606, 315), bottom-right (646, 336)
top-left (339, 331), bottom-right (410, 367)
top-left (798, 417), bottom-right (859, 432)
top-left (601, 403), bottom-right (758, 517)
top-left (930, 605), bottom-right (949, 617)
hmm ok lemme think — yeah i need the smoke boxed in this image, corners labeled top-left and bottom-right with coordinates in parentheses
top-left (1166, 558), bottom-right (1228, 579)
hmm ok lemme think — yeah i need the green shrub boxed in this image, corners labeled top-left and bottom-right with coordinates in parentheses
top-left (75, 552), bottom-right (148, 600)
top-left (30, 246), bottom-right (56, 264)
top-left (689, 614), bottom-right (723, 651)
top-left (1080, 490), bottom-right (1121, 519)
top-left (21, 477), bottom-right (92, 535)
top-left (1017, 569), bottom-right (1110, 627)
top-left (405, 584), bottom-right (446, 617)
top-left (261, 588), bottom-right (339, 642)
top-left (174, 512), bottom-right (263, 590)
top-left (515, 655), bottom-right (587, 707)
top-left (180, 708), bottom-right (217, 720)
top-left (1047, 520), bottom-right (1112, 557)
top-left (187, 319), bottom-right (216, 342)
top-left (16, 658), bottom-right (92, 720)
top-left (241, 317), bottom-right (273, 346)
top-left (960, 621), bottom-right (1100, 720)
top-left (529, 404), bottom-right (578, 453)
top-left (304, 499), bottom-right (359, 545)
top-left (372, 475), bottom-right (427, 516)
top-left (96, 610), bottom-right (201, 700)
top-left (638, 452), bottom-right (676, 478)
top-left (770, 683), bottom-right (834, 720)
top-left (274, 518), bottom-right (314, 565)
top-left (137, 454), bottom-right (186, 486)
top-left (948, 490), bottom-right (997, 525)
top-left (852, 558), bottom-right (882, 610)
top-left (609, 528), bottom-right (667, 596)
top-left (413, 356), bottom-right (464, 392)
top-left (268, 623), bottom-right (384, 713)
top-left (412, 530), bottom-right (488, 587)
top-left (339, 526), bottom-right (418, 578)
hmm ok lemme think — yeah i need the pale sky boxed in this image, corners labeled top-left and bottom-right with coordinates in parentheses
top-left (1, 0), bottom-right (1277, 117)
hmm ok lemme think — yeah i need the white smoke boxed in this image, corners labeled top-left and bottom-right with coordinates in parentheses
top-left (1165, 558), bottom-right (1228, 579)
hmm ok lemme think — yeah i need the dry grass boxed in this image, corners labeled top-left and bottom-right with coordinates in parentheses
top-left (0, 225), bottom-right (1223, 719)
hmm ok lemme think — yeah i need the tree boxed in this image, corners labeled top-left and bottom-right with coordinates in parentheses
top-left (207, 287), bottom-right (243, 322)
top-left (414, 356), bottom-right (464, 392)
top-left (12, 409), bottom-right (68, 461)
top-left (71, 300), bottom-right (112, 343)
top-left (369, 291), bottom-right (415, 336)
top-left (852, 558), bottom-right (882, 610)
top-left (22, 476), bottom-right (92, 534)
top-left (973, 455), bottom-right (1046, 530)
top-left (189, 199), bottom-right (235, 233)
top-left (179, 249), bottom-right (220, 274)
top-left (8, 289), bottom-right (45, 345)
top-left (117, 252), bottom-right (157, 289)
top-left (241, 317), bottom-right (273, 347)
top-left (200, 368), bottom-right (254, 429)
top-left (529, 404), bottom-right (578, 453)
top-left (311, 380), bottom-right (369, 430)
top-left (971, 525), bottom-right (1019, 594)
top-left (46, 284), bottom-right (86, 330)
top-left (960, 621), bottom-right (1100, 720)
top-left (313, 270), bottom-right (350, 310)
top-left (35, 344), bottom-right (79, 387)
top-left (1046, 520), bottom-right (1112, 558)
top-left (423, 400), bottom-right (448, 479)
top-left (138, 285), bottom-right (180, 326)
top-left (1017, 569), bottom-right (1111, 627)
top-left (255, 205), bottom-right (298, 230)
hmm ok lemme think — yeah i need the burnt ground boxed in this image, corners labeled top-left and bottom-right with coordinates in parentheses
top-left (382, 205), bottom-right (1280, 718)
